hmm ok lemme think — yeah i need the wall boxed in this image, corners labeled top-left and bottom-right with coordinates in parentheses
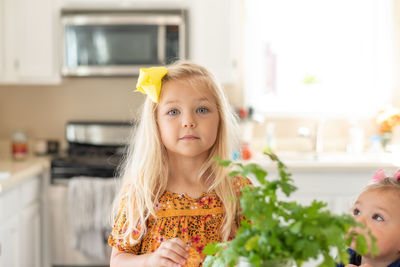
top-left (0, 79), bottom-right (243, 151)
top-left (0, 78), bottom-right (143, 146)
top-left (0, 76), bottom-right (382, 155)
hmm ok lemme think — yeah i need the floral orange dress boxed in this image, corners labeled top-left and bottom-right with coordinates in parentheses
top-left (108, 176), bottom-right (251, 265)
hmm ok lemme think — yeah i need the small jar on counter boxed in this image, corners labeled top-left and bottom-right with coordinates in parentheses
top-left (12, 130), bottom-right (28, 160)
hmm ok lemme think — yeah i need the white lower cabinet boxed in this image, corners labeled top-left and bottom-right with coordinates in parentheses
top-left (262, 167), bottom-right (375, 215)
top-left (20, 202), bottom-right (41, 267)
top-left (0, 215), bottom-right (20, 267)
top-left (288, 169), bottom-right (372, 215)
top-left (0, 175), bottom-right (43, 267)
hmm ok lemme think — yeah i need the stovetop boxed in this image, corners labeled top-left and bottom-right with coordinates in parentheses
top-left (52, 153), bottom-right (121, 168)
top-left (51, 156), bottom-right (122, 180)
top-left (50, 121), bottom-right (131, 181)
top-left (51, 150), bottom-right (124, 180)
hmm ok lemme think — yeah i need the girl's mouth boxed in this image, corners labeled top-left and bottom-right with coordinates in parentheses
top-left (179, 135), bottom-right (200, 140)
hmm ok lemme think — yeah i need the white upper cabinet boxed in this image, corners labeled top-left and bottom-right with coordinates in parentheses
top-left (16, 0), bottom-right (58, 83)
top-left (0, 0), bottom-right (3, 77)
top-left (189, 0), bottom-right (240, 84)
top-left (0, 0), bottom-right (60, 84)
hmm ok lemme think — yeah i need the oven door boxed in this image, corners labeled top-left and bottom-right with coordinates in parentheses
top-left (49, 182), bottom-right (110, 267)
top-left (49, 177), bottom-right (112, 267)
top-left (61, 11), bottom-right (186, 76)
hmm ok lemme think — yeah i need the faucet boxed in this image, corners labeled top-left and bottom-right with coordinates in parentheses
top-left (297, 118), bottom-right (325, 154)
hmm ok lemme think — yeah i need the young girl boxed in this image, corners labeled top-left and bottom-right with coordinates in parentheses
top-left (342, 169), bottom-right (400, 267)
top-left (108, 61), bottom-right (251, 267)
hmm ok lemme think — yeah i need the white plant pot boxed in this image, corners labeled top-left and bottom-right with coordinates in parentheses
top-left (237, 257), bottom-right (296, 267)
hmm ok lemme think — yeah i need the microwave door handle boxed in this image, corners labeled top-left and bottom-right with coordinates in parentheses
top-left (158, 25), bottom-right (166, 65)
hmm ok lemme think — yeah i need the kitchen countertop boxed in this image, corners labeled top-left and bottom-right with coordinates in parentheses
top-left (245, 151), bottom-right (400, 171)
top-left (0, 151), bottom-right (396, 194)
top-left (0, 156), bottom-right (50, 194)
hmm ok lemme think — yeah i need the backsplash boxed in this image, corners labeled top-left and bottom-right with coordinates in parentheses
top-left (248, 118), bottom-right (379, 153)
top-left (0, 78), bottom-right (142, 141)
top-left (0, 79), bottom-right (393, 154)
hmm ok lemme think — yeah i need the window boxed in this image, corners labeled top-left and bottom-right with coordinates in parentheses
top-left (243, 0), bottom-right (393, 117)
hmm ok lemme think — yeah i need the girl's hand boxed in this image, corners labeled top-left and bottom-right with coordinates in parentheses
top-left (146, 238), bottom-right (189, 267)
top-left (345, 265), bottom-right (374, 267)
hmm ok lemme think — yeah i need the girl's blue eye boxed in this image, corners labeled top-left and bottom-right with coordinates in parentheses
top-left (168, 109), bottom-right (180, 116)
top-left (197, 107), bottom-right (208, 114)
top-left (353, 208), bottom-right (360, 216)
top-left (372, 214), bottom-right (384, 221)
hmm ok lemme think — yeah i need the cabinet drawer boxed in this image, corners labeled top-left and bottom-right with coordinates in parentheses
top-left (20, 176), bottom-right (40, 207)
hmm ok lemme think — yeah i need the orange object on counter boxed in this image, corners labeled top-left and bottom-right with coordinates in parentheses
top-left (238, 107), bottom-right (247, 120)
top-left (241, 143), bottom-right (252, 160)
top-left (12, 130), bottom-right (28, 160)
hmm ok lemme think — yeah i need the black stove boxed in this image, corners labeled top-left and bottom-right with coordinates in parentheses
top-left (51, 121), bottom-right (131, 182)
top-left (51, 148), bottom-right (123, 179)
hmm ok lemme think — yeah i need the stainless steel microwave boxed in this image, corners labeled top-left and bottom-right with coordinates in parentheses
top-left (61, 10), bottom-right (186, 77)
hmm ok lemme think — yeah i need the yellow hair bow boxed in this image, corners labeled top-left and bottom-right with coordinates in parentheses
top-left (135, 67), bottom-right (168, 103)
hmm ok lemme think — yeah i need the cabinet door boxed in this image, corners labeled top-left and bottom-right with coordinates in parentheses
top-left (15, 0), bottom-right (57, 82)
top-left (20, 202), bottom-right (41, 267)
top-left (190, 0), bottom-right (238, 84)
top-left (2, 0), bottom-right (18, 81)
top-left (1, 0), bottom-right (59, 83)
top-left (0, 0), bottom-right (4, 77)
top-left (0, 215), bottom-right (20, 267)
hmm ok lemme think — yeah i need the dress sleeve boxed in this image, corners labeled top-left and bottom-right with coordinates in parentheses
top-left (108, 194), bottom-right (142, 254)
top-left (233, 176), bottom-right (253, 195)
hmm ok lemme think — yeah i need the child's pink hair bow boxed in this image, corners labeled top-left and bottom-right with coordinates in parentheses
top-left (372, 168), bottom-right (400, 182)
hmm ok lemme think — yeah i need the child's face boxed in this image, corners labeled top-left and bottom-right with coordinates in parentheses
top-left (351, 189), bottom-right (400, 261)
top-left (156, 79), bottom-right (220, 160)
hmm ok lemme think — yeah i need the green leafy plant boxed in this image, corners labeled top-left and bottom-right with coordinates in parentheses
top-left (203, 152), bottom-right (377, 267)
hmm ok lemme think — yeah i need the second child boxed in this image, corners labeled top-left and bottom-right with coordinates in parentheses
top-left (341, 169), bottom-right (400, 267)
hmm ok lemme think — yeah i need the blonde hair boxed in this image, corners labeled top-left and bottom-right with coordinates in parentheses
top-left (364, 176), bottom-right (400, 195)
top-left (111, 61), bottom-right (240, 246)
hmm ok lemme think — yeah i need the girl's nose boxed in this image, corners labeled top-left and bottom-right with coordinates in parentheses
top-left (183, 121), bottom-right (196, 128)
top-left (183, 115), bottom-right (196, 128)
